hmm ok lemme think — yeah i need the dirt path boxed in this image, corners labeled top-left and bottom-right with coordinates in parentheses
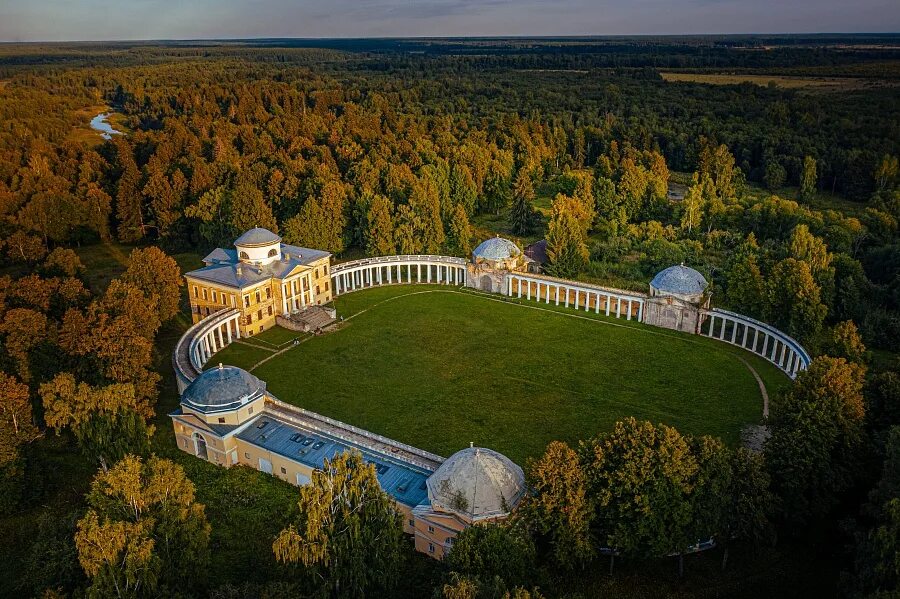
top-left (736, 356), bottom-right (770, 418)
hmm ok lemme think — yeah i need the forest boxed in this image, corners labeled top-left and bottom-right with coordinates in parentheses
top-left (0, 37), bottom-right (898, 598)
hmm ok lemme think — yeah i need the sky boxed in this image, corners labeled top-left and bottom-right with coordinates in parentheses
top-left (1, 0), bottom-right (899, 42)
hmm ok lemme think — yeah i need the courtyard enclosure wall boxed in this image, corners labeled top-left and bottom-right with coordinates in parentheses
top-left (171, 238), bottom-right (814, 564)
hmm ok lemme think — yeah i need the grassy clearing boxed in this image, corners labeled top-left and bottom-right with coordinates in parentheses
top-left (659, 71), bottom-right (885, 91)
top-left (212, 285), bottom-right (787, 464)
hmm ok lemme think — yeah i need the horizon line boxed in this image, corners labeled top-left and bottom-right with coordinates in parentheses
top-left (2, 31), bottom-right (900, 45)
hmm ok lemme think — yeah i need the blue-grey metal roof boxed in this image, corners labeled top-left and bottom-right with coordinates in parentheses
top-left (236, 414), bottom-right (431, 507)
top-left (234, 228), bottom-right (282, 247)
top-left (181, 365), bottom-right (265, 414)
top-left (473, 236), bottom-right (521, 261)
top-left (191, 243), bottom-right (331, 289)
top-left (650, 264), bottom-right (708, 296)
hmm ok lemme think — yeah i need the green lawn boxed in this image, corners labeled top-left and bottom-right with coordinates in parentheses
top-left (211, 285), bottom-right (788, 464)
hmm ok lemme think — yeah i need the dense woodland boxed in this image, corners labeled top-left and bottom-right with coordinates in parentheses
top-left (0, 38), bottom-right (898, 598)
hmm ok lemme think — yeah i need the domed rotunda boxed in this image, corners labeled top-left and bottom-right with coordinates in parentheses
top-left (234, 227), bottom-right (283, 266)
top-left (650, 263), bottom-right (708, 303)
top-left (472, 236), bottom-right (522, 265)
top-left (181, 364), bottom-right (266, 422)
top-left (426, 446), bottom-right (526, 521)
top-left (644, 263), bottom-right (711, 333)
top-left (467, 236), bottom-right (533, 293)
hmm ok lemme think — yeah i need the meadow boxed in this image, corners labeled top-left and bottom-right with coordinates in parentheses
top-left (211, 284), bottom-right (788, 464)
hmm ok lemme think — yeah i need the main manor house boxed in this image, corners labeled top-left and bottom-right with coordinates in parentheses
top-left (171, 228), bottom-right (811, 559)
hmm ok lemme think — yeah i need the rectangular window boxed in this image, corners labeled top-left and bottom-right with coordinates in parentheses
top-left (193, 286), bottom-right (198, 298)
top-left (212, 291), bottom-right (217, 303)
top-left (244, 295), bottom-right (250, 308)
top-left (202, 288), bottom-right (208, 300)
top-left (230, 295), bottom-right (236, 308)
top-left (218, 417), bottom-right (225, 424)
top-left (255, 291), bottom-right (261, 303)
top-left (248, 406), bottom-right (254, 414)
top-left (265, 288), bottom-right (271, 300)
top-left (408, 519), bottom-right (414, 527)
top-left (257, 309), bottom-right (263, 320)
top-left (428, 525), bottom-right (435, 533)
top-left (267, 306), bottom-right (273, 316)
top-left (428, 543), bottom-right (435, 554)
top-left (314, 268), bottom-right (319, 279)
top-left (316, 285), bottom-right (321, 295)
top-left (324, 281), bottom-right (329, 292)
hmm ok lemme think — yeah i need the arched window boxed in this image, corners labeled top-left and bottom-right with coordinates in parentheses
top-left (239, 251), bottom-right (249, 260)
top-left (267, 248), bottom-right (277, 258)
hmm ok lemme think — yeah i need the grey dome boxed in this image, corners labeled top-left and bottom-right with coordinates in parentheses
top-left (473, 236), bottom-right (521, 261)
top-left (426, 447), bottom-right (525, 521)
top-left (651, 264), bottom-right (708, 296)
top-left (182, 365), bottom-right (265, 413)
top-left (235, 228), bottom-right (281, 248)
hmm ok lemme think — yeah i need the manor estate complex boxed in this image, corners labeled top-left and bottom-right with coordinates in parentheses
top-left (171, 228), bottom-right (811, 559)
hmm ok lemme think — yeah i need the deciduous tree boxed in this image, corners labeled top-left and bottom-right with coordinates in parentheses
top-left (272, 450), bottom-right (403, 598)
top-left (121, 247), bottom-right (183, 323)
top-left (75, 455), bottom-right (210, 597)
top-left (524, 441), bottom-right (593, 568)
top-left (766, 357), bottom-right (867, 525)
top-left (40, 373), bottom-right (153, 468)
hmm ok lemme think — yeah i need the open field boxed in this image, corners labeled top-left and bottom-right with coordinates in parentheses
top-left (210, 285), bottom-right (788, 464)
top-left (659, 71), bottom-right (896, 90)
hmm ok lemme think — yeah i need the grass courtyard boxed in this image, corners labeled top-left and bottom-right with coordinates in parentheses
top-left (210, 285), bottom-right (789, 464)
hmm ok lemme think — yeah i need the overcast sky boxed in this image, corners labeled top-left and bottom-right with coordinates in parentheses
top-left (1, 0), bottom-right (898, 42)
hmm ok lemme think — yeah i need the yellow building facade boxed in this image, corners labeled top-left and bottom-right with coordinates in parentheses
top-left (184, 228), bottom-right (333, 337)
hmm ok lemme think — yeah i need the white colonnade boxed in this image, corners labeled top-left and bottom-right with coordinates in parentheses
top-left (505, 273), bottom-right (645, 322)
top-left (189, 309), bottom-right (243, 371)
top-left (700, 308), bottom-right (811, 378)
top-left (331, 255), bottom-right (468, 296)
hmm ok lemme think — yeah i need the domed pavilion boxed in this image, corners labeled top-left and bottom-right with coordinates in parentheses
top-left (644, 263), bottom-right (711, 333)
top-left (467, 235), bottom-right (534, 293)
top-left (413, 445), bottom-right (525, 559)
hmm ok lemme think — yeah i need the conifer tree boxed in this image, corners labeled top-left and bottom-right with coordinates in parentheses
top-left (509, 171), bottom-right (537, 236)
top-left (546, 194), bottom-right (589, 278)
top-left (448, 203), bottom-right (473, 257)
top-left (365, 194), bottom-right (396, 256)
